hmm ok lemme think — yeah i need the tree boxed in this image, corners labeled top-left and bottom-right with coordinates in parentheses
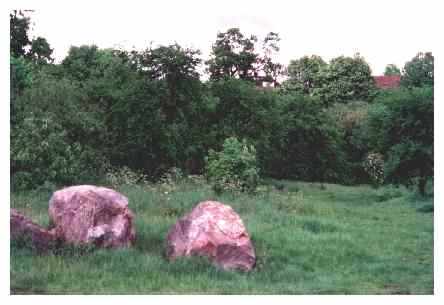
top-left (10, 55), bottom-right (31, 127)
top-left (206, 28), bottom-right (283, 83)
top-left (10, 10), bottom-right (31, 57)
top-left (366, 87), bottom-right (433, 196)
top-left (259, 32), bottom-right (284, 85)
top-left (285, 55), bottom-right (326, 94)
top-left (28, 37), bottom-right (54, 64)
top-left (401, 52), bottom-right (434, 88)
top-left (10, 10), bottom-right (54, 64)
top-left (384, 64), bottom-right (401, 76)
top-left (137, 43), bottom-right (202, 122)
top-left (314, 54), bottom-right (377, 105)
top-left (206, 28), bottom-right (258, 81)
top-left (61, 45), bottom-right (102, 81)
top-left (271, 93), bottom-right (347, 183)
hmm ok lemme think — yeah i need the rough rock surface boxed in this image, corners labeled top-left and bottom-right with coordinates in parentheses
top-left (48, 185), bottom-right (135, 248)
top-left (10, 208), bottom-right (56, 252)
top-left (166, 200), bottom-right (256, 271)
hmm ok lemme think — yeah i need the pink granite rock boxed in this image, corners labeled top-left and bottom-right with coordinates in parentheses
top-left (166, 200), bottom-right (256, 271)
top-left (10, 208), bottom-right (56, 252)
top-left (48, 185), bottom-right (135, 248)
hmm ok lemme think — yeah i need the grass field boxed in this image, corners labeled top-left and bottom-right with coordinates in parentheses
top-left (10, 177), bottom-right (434, 294)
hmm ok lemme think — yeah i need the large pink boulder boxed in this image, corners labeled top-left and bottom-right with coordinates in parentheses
top-left (48, 185), bottom-right (135, 248)
top-left (166, 200), bottom-right (256, 271)
top-left (10, 208), bottom-right (56, 252)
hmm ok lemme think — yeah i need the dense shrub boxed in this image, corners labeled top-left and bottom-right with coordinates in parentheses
top-left (9, 24), bottom-right (434, 192)
top-left (327, 101), bottom-right (372, 184)
top-left (205, 137), bottom-right (260, 193)
top-left (366, 87), bottom-right (433, 195)
top-left (10, 74), bottom-right (106, 190)
top-left (265, 93), bottom-right (348, 183)
top-left (11, 116), bottom-right (97, 190)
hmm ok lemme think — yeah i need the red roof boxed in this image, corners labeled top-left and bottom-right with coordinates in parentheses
top-left (373, 75), bottom-right (401, 89)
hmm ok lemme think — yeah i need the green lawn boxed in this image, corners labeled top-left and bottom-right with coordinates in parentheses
top-left (10, 178), bottom-right (434, 294)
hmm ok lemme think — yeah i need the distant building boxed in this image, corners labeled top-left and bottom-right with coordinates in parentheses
top-left (255, 76), bottom-right (280, 90)
top-left (373, 75), bottom-right (401, 89)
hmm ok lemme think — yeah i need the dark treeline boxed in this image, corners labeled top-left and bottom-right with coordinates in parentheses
top-left (10, 11), bottom-right (434, 195)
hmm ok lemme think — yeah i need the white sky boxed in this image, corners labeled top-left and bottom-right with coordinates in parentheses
top-left (18, 0), bottom-right (437, 77)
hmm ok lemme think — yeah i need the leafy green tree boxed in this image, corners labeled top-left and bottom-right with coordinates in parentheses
top-left (285, 55), bottom-right (326, 94)
top-left (28, 37), bottom-right (54, 64)
top-left (61, 45), bottom-right (103, 81)
top-left (366, 87), bottom-right (434, 195)
top-left (10, 10), bottom-right (54, 64)
top-left (138, 44), bottom-right (202, 122)
top-left (266, 93), bottom-right (347, 182)
top-left (314, 54), bottom-right (377, 105)
top-left (10, 55), bottom-right (31, 125)
top-left (259, 32), bottom-right (284, 85)
top-left (10, 10), bottom-right (31, 57)
top-left (206, 28), bottom-right (283, 83)
top-left (401, 52), bottom-right (434, 88)
top-left (206, 28), bottom-right (258, 81)
top-left (384, 64), bottom-right (401, 76)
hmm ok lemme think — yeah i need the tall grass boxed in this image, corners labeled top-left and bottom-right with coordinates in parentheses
top-left (10, 178), bottom-right (433, 294)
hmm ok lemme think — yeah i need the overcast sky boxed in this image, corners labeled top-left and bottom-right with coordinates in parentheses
top-left (15, 0), bottom-right (438, 76)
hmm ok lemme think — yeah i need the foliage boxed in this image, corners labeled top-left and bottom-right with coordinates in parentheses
top-left (11, 116), bottom-right (96, 190)
top-left (265, 93), bottom-right (347, 183)
top-left (363, 153), bottom-right (385, 187)
top-left (10, 55), bottom-right (31, 125)
top-left (9, 14), bottom-right (435, 193)
top-left (326, 101), bottom-right (373, 184)
top-left (401, 52), bottom-right (434, 88)
top-left (314, 54), bottom-right (377, 105)
top-left (206, 28), bottom-right (258, 81)
top-left (10, 74), bottom-right (106, 190)
top-left (10, 10), bottom-right (31, 57)
top-left (206, 28), bottom-right (283, 84)
top-left (160, 167), bottom-right (184, 185)
top-left (61, 45), bottom-right (103, 81)
top-left (10, 10), bottom-right (53, 63)
top-left (366, 87), bottom-right (433, 195)
top-left (384, 64), bottom-right (401, 76)
top-left (105, 166), bottom-right (149, 188)
top-left (28, 37), bottom-right (54, 64)
top-left (285, 55), bottom-right (327, 94)
top-left (205, 137), bottom-right (260, 193)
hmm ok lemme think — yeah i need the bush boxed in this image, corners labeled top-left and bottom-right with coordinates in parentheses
top-left (105, 166), bottom-right (148, 188)
top-left (10, 74), bottom-right (106, 190)
top-left (160, 167), bottom-right (184, 185)
top-left (266, 93), bottom-right (348, 183)
top-left (366, 87), bottom-right (433, 195)
top-left (11, 116), bottom-right (98, 190)
top-left (205, 137), bottom-right (260, 193)
top-left (363, 153), bottom-right (384, 187)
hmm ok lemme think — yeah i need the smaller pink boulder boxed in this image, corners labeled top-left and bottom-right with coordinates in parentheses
top-left (48, 185), bottom-right (136, 248)
top-left (10, 209), bottom-right (56, 252)
top-left (166, 200), bottom-right (256, 271)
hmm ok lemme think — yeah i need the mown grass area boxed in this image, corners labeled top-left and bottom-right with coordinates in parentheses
top-left (10, 178), bottom-right (433, 294)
